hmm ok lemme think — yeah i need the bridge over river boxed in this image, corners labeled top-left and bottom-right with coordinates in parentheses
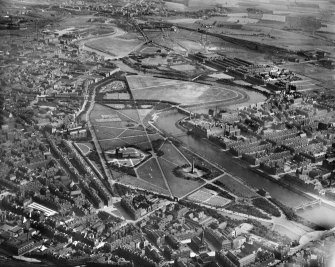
top-left (294, 199), bottom-right (322, 212)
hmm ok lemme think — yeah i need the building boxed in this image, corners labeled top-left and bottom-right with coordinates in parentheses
top-left (190, 230), bottom-right (207, 254)
top-left (121, 196), bottom-right (141, 220)
top-left (116, 147), bottom-right (142, 158)
top-left (2, 237), bottom-right (42, 255)
top-left (204, 227), bottom-right (232, 250)
top-left (233, 236), bottom-right (246, 249)
top-left (229, 250), bottom-right (256, 267)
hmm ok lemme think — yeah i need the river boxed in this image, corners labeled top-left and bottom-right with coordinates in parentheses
top-left (155, 109), bottom-right (335, 228)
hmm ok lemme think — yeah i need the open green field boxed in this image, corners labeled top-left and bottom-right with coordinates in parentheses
top-left (118, 135), bottom-right (149, 146)
top-left (117, 109), bottom-right (141, 122)
top-left (117, 175), bottom-right (170, 196)
top-left (85, 36), bottom-right (143, 57)
top-left (90, 103), bottom-right (155, 151)
top-left (188, 188), bottom-right (231, 207)
top-left (90, 104), bottom-right (128, 128)
top-left (126, 75), bottom-right (181, 89)
top-left (100, 139), bottom-right (129, 151)
top-left (170, 64), bottom-right (196, 71)
top-left (138, 109), bottom-right (153, 121)
top-left (141, 56), bottom-right (168, 66)
top-left (75, 142), bottom-right (93, 155)
top-left (158, 157), bottom-right (204, 197)
top-left (129, 134), bottom-right (207, 197)
top-left (94, 126), bottom-right (125, 141)
top-left (177, 146), bottom-right (223, 180)
top-left (118, 129), bottom-right (146, 138)
top-left (136, 158), bottom-right (168, 191)
top-left (90, 104), bottom-right (220, 197)
top-left (282, 63), bottom-right (335, 89)
top-left (127, 75), bottom-right (241, 105)
top-left (160, 141), bottom-right (189, 166)
top-left (215, 174), bottom-right (258, 198)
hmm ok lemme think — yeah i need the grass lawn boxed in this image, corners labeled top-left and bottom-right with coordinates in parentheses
top-left (160, 141), bottom-right (189, 166)
top-left (170, 64), bottom-right (196, 71)
top-left (127, 75), bottom-right (241, 105)
top-left (137, 108), bottom-right (153, 121)
top-left (118, 129), bottom-right (146, 138)
top-left (75, 142), bottom-right (93, 155)
top-left (119, 135), bottom-right (150, 146)
top-left (177, 146), bottom-right (223, 179)
top-left (100, 139), bottom-right (129, 151)
top-left (158, 157), bottom-right (204, 198)
top-left (206, 195), bottom-right (231, 207)
top-left (86, 36), bottom-right (142, 57)
top-left (117, 175), bottom-right (170, 196)
top-left (127, 75), bottom-right (181, 90)
top-left (136, 158), bottom-right (168, 191)
top-left (215, 174), bottom-right (258, 198)
top-left (134, 141), bottom-right (152, 151)
top-left (91, 103), bottom-right (157, 151)
top-left (94, 126), bottom-right (125, 140)
top-left (115, 109), bottom-right (141, 123)
top-left (188, 189), bottom-right (212, 202)
top-left (131, 83), bottom-right (239, 105)
top-left (282, 63), bottom-right (334, 89)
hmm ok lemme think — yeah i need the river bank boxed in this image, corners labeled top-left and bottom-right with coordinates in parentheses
top-left (154, 108), bottom-right (335, 229)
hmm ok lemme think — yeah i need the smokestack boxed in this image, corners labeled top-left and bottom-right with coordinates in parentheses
top-left (191, 159), bottom-right (195, 174)
top-left (201, 226), bottom-right (205, 245)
